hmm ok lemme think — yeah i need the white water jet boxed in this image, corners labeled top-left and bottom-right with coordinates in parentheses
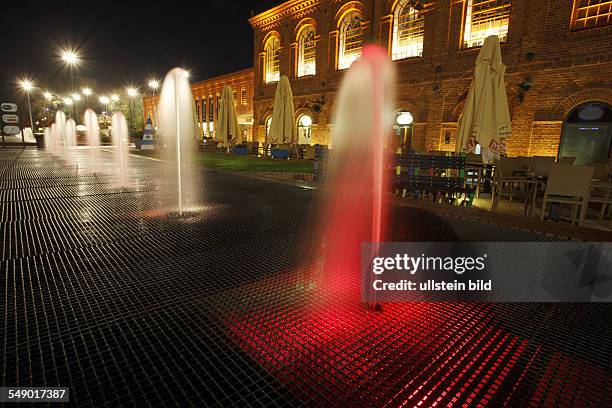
top-left (84, 109), bottom-right (100, 173)
top-left (158, 67), bottom-right (201, 215)
top-left (50, 123), bottom-right (58, 155)
top-left (43, 127), bottom-right (51, 151)
top-left (55, 111), bottom-right (66, 159)
top-left (22, 127), bottom-right (36, 143)
top-left (65, 119), bottom-right (77, 167)
top-left (111, 112), bottom-right (130, 187)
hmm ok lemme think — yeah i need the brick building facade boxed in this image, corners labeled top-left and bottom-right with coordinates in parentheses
top-left (249, 0), bottom-right (612, 158)
top-left (143, 68), bottom-right (254, 140)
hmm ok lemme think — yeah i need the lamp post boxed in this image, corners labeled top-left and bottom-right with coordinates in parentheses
top-left (110, 94), bottom-right (119, 112)
top-left (99, 96), bottom-right (110, 113)
top-left (396, 111), bottom-right (414, 154)
top-left (19, 79), bottom-right (35, 148)
top-left (126, 87), bottom-right (139, 137)
top-left (72, 92), bottom-right (81, 121)
top-left (61, 50), bottom-right (79, 89)
top-left (148, 79), bottom-right (159, 126)
top-left (82, 87), bottom-right (92, 108)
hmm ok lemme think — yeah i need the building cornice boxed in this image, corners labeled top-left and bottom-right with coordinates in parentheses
top-left (249, 0), bottom-right (322, 30)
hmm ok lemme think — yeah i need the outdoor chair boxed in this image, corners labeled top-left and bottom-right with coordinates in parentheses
top-left (530, 156), bottom-right (555, 178)
top-left (540, 164), bottom-right (594, 226)
top-left (589, 163), bottom-right (610, 182)
top-left (491, 157), bottom-right (535, 211)
top-left (305, 145), bottom-right (316, 160)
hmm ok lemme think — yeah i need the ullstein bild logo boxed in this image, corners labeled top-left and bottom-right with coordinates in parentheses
top-left (361, 242), bottom-right (612, 303)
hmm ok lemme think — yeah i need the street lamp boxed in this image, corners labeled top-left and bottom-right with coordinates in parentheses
top-left (61, 49), bottom-right (79, 89)
top-left (126, 87), bottom-right (139, 137)
top-left (44, 91), bottom-right (53, 101)
top-left (19, 79), bottom-right (35, 148)
top-left (395, 111), bottom-right (414, 154)
top-left (148, 79), bottom-right (159, 126)
top-left (82, 87), bottom-right (92, 108)
top-left (110, 94), bottom-right (119, 111)
top-left (99, 96), bottom-right (110, 112)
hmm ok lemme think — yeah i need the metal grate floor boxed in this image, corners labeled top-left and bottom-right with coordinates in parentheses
top-left (1, 148), bottom-right (611, 407)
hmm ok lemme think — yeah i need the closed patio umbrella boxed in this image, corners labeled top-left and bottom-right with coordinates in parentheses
top-left (269, 75), bottom-right (295, 145)
top-left (456, 35), bottom-right (511, 163)
top-left (217, 85), bottom-right (241, 146)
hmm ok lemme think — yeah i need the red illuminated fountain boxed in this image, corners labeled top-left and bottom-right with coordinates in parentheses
top-left (316, 45), bottom-right (394, 311)
top-left (221, 46), bottom-right (604, 406)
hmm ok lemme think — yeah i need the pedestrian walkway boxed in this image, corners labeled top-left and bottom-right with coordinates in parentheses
top-left (1, 148), bottom-right (610, 407)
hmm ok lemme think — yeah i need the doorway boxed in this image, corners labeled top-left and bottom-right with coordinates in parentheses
top-left (559, 102), bottom-right (612, 165)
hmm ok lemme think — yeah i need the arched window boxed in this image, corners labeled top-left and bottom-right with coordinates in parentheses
top-left (572, 0), bottom-right (612, 31)
top-left (297, 25), bottom-right (317, 77)
top-left (338, 11), bottom-right (364, 70)
top-left (392, 0), bottom-right (424, 60)
top-left (264, 35), bottom-right (281, 83)
top-left (297, 114), bottom-right (313, 144)
top-left (463, 0), bottom-right (511, 48)
top-left (265, 116), bottom-right (273, 137)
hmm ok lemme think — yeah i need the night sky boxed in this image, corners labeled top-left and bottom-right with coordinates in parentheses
top-left (1, 0), bottom-right (280, 101)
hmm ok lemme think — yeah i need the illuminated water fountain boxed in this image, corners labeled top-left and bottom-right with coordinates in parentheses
top-left (111, 112), bottom-right (130, 187)
top-left (22, 127), bottom-right (36, 143)
top-left (43, 127), bottom-right (51, 151)
top-left (55, 111), bottom-right (66, 158)
top-left (84, 109), bottom-right (100, 173)
top-left (64, 119), bottom-right (77, 166)
top-left (157, 67), bottom-right (201, 214)
top-left (317, 45), bottom-right (395, 310)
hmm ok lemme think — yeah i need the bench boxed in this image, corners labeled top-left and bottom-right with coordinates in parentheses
top-left (393, 152), bottom-right (473, 206)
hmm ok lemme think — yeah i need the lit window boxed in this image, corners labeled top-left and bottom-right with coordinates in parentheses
top-left (297, 25), bottom-right (316, 77)
top-left (241, 88), bottom-right (248, 106)
top-left (338, 11), bottom-right (364, 70)
top-left (572, 0), bottom-right (612, 30)
top-left (208, 96), bottom-right (214, 122)
top-left (392, 0), bottom-right (425, 60)
top-left (297, 114), bottom-right (313, 144)
top-left (463, 0), bottom-right (511, 48)
top-left (202, 98), bottom-right (208, 136)
top-left (266, 116), bottom-right (272, 136)
top-left (264, 35), bottom-right (280, 83)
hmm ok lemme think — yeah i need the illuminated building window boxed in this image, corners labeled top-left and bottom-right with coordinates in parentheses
top-left (241, 88), bottom-right (248, 106)
top-left (463, 0), bottom-right (511, 49)
top-left (208, 96), bottom-right (214, 122)
top-left (297, 114), bottom-right (313, 144)
top-left (264, 35), bottom-right (281, 83)
top-left (209, 96), bottom-right (214, 137)
top-left (392, 0), bottom-right (425, 60)
top-left (572, 0), bottom-right (612, 30)
top-left (338, 11), bottom-right (364, 70)
top-left (266, 116), bottom-right (272, 137)
top-left (297, 25), bottom-right (316, 77)
top-left (202, 98), bottom-right (208, 136)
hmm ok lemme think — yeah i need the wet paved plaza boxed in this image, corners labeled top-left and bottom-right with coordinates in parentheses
top-left (1, 148), bottom-right (611, 407)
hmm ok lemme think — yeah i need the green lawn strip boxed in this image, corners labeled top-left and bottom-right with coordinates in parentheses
top-left (131, 150), bottom-right (313, 173)
top-left (194, 153), bottom-right (312, 172)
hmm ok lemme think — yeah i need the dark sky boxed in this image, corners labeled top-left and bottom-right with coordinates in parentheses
top-left (1, 0), bottom-right (280, 101)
